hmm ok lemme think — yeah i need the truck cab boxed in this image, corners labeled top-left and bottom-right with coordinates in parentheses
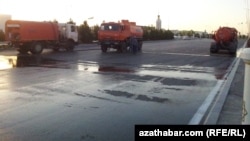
top-left (58, 23), bottom-right (78, 43)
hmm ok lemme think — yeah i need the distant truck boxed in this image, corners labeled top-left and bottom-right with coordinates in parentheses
top-left (210, 26), bottom-right (238, 55)
top-left (5, 20), bottom-right (78, 54)
top-left (98, 20), bottom-right (143, 53)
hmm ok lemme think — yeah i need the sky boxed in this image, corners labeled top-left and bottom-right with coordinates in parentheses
top-left (0, 0), bottom-right (249, 34)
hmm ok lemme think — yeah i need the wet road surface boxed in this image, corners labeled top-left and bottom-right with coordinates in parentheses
top-left (0, 39), bottom-right (246, 141)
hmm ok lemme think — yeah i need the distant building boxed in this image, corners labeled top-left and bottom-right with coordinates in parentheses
top-left (156, 15), bottom-right (161, 30)
top-left (0, 14), bottom-right (12, 32)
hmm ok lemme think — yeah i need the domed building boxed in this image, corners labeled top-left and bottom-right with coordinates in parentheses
top-left (156, 14), bottom-right (161, 30)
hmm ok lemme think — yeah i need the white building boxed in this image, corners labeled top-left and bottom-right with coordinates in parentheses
top-left (156, 14), bottom-right (161, 30)
top-left (0, 14), bottom-right (11, 32)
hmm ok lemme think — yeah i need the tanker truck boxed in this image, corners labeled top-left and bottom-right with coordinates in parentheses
top-left (210, 26), bottom-right (238, 55)
top-left (98, 20), bottom-right (143, 53)
top-left (5, 20), bottom-right (78, 54)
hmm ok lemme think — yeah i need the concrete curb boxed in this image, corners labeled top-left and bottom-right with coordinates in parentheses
top-left (189, 41), bottom-right (246, 125)
top-left (203, 57), bottom-right (240, 124)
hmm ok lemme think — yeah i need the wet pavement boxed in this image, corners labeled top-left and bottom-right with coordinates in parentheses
top-left (0, 39), bottom-right (246, 141)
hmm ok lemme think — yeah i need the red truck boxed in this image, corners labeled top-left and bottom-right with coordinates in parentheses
top-left (98, 20), bottom-right (143, 53)
top-left (5, 20), bottom-right (78, 54)
top-left (210, 26), bottom-right (238, 55)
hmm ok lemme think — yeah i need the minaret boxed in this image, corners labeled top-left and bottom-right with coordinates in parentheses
top-left (156, 14), bottom-right (161, 30)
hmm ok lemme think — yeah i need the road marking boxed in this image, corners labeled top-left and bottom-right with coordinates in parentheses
top-left (188, 80), bottom-right (223, 125)
top-left (143, 51), bottom-right (211, 57)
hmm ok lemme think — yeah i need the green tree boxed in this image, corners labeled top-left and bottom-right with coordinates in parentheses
top-left (142, 26), bottom-right (155, 40)
top-left (164, 30), bottom-right (174, 40)
top-left (187, 30), bottom-right (195, 37)
top-left (78, 21), bottom-right (93, 43)
top-left (142, 26), bottom-right (174, 40)
top-left (92, 25), bottom-right (99, 41)
top-left (194, 33), bottom-right (200, 38)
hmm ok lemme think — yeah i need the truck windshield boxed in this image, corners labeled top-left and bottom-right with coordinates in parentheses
top-left (100, 24), bottom-right (120, 31)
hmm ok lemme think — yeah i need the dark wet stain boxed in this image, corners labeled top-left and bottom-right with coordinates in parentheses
top-left (95, 72), bottom-right (156, 82)
top-left (148, 87), bottom-right (182, 94)
top-left (214, 73), bottom-right (225, 80)
top-left (16, 54), bottom-right (42, 67)
top-left (74, 93), bottom-right (86, 97)
top-left (214, 68), bottom-right (227, 80)
top-left (64, 103), bottom-right (73, 108)
top-left (153, 77), bottom-right (164, 82)
top-left (136, 94), bottom-right (169, 103)
top-left (74, 92), bottom-right (127, 104)
top-left (81, 134), bottom-right (95, 140)
top-left (103, 90), bottom-right (169, 103)
top-left (160, 78), bottom-right (197, 86)
top-left (103, 90), bottom-right (134, 98)
top-left (0, 54), bottom-right (71, 69)
top-left (98, 66), bottom-right (135, 73)
top-left (165, 87), bottom-right (182, 91)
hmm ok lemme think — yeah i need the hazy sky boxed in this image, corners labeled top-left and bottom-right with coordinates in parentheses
top-left (0, 0), bottom-right (248, 34)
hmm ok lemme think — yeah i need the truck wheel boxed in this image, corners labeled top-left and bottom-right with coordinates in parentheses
top-left (66, 41), bottom-right (75, 51)
top-left (101, 46), bottom-right (107, 53)
top-left (120, 42), bottom-right (127, 53)
top-left (53, 45), bottom-right (60, 52)
top-left (18, 47), bottom-right (29, 54)
top-left (210, 42), bottom-right (218, 53)
top-left (30, 42), bottom-right (43, 54)
top-left (229, 42), bottom-right (237, 56)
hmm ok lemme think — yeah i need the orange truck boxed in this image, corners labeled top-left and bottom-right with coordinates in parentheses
top-left (5, 20), bottom-right (78, 54)
top-left (210, 26), bottom-right (238, 55)
top-left (98, 20), bottom-right (143, 53)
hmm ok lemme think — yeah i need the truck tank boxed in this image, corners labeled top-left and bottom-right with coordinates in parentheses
top-left (5, 20), bottom-right (78, 54)
top-left (5, 20), bottom-right (59, 42)
top-left (210, 26), bottom-right (238, 55)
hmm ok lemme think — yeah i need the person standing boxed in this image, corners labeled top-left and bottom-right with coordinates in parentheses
top-left (129, 36), bottom-right (138, 54)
